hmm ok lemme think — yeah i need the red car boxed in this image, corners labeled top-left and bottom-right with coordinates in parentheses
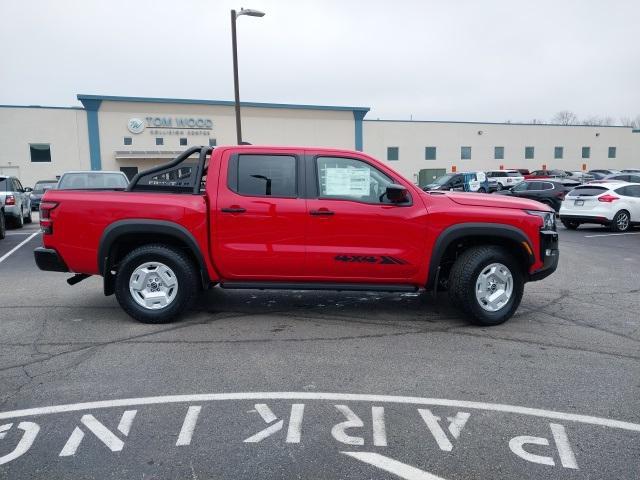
top-left (34, 145), bottom-right (558, 326)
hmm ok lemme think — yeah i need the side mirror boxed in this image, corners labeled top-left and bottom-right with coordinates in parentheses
top-left (385, 184), bottom-right (410, 203)
top-left (24, 187), bottom-right (33, 193)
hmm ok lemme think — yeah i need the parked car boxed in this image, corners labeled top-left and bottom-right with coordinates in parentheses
top-left (494, 180), bottom-right (569, 211)
top-left (559, 182), bottom-right (640, 232)
top-left (588, 169), bottom-right (620, 180)
top-left (621, 169), bottom-right (640, 174)
top-left (30, 179), bottom-right (58, 211)
top-left (564, 171), bottom-right (595, 183)
top-left (603, 173), bottom-right (640, 183)
top-left (0, 198), bottom-right (5, 240)
top-left (34, 145), bottom-right (558, 326)
top-left (57, 171), bottom-right (129, 190)
top-left (485, 170), bottom-right (525, 190)
top-left (511, 168), bottom-right (530, 176)
top-left (0, 175), bottom-right (32, 228)
top-left (422, 171), bottom-right (491, 193)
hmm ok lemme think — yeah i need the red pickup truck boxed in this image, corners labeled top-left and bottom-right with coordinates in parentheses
top-left (34, 145), bottom-right (558, 326)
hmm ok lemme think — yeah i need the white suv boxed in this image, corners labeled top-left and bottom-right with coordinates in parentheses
top-left (559, 182), bottom-right (640, 232)
top-left (486, 170), bottom-right (525, 190)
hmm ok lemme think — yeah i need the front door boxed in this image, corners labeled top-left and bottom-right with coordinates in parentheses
top-left (214, 149), bottom-right (307, 279)
top-left (305, 153), bottom-right (427, 282)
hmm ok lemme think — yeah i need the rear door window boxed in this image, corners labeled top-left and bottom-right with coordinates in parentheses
top-left (230, 154), bottom-right (297, 197)
top-left (526, 181), bottom-right (543, 191)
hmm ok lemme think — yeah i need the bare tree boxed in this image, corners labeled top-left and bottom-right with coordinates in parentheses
top-left (620, 116), bottom-right (640, 128)
top-left (581, 115), bottom-right (614, 126)
top-left (552, 110), bottom-right (578, 125)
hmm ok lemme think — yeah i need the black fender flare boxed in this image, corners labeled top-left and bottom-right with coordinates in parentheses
top-left (426, 222), bottom-right (535, 288)
top-left (98, 219), bottom-right (211, 294)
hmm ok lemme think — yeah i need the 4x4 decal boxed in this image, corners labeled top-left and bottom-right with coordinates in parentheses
top-left (334, 255), bottom-right (408, 265)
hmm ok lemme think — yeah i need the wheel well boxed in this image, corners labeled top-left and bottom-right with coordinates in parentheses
top-left (436, 235), bottom-right (531, 287)
top-left (103, 233), bottom-right (208, 295)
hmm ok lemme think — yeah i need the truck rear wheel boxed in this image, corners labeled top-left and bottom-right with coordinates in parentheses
top-left (448, 246), bottom-right (524, 326)
top-left (115, 244), bottom-right (198, 324)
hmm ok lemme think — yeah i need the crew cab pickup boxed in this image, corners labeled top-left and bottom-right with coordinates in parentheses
top-left (34, 146), bottom-right (558, 326)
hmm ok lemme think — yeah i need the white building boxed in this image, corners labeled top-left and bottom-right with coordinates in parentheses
top-left (0, 93), bottom-right (638, 187)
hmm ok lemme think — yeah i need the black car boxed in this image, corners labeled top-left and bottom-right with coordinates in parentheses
top-left (493, 180), bottom-right (570, 211)
top-left (30, 180), bottom-right (58, 210)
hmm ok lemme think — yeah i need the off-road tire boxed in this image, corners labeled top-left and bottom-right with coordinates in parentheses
top-left (0, 212), bottom-right (5, 239)
top-left (115, 244), bottom-right (199, 324)
top-left (24, 208), bottom-right (32, 224)
top-left (448, 245), bottom-right (524, 326)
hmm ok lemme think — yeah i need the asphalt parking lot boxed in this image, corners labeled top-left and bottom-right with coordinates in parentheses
top-left (0, 216), bottom-right (638, 479)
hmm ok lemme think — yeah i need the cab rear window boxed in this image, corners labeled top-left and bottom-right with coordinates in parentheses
top-left (567, 186), bottom-right (608, 197)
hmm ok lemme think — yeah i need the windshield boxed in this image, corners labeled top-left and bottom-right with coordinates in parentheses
top-left (433, 174), bottom-right (454, 185)
top-left (58, 173), bottom-right (128, 190)
top-left (33, 182), bottom-right (57, 193)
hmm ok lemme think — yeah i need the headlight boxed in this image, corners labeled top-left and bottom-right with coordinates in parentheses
top-left (526, 210), bottom-right (556, 230)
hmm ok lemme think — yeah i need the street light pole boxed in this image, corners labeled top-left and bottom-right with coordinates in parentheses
top-left (230, 9), bottom-right (242, 145)
top-left (230, 8), bottom-right (265, 145)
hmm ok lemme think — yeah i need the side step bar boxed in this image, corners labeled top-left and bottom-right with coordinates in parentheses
top-left (220, 281), bottom-right (418, 293)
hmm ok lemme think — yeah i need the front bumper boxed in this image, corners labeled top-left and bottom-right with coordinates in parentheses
top-left (529, 229), bottom-right (559, 281)
top-left (34, 247), bottom-right (69, 272)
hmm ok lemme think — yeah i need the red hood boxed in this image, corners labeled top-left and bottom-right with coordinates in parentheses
top-left (425, 191), bottom-right (553, 212)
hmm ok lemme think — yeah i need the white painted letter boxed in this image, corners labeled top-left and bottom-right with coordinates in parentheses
top-left (418, 409), bottom-right (470, 451)
top-left (0, 422), bottom-right (40, 466)
top-left (244, 404), bottom-right (304, 443)
top-left (176, 406), bottom-right (202, 446)
top-left (332, 405), bottom-right (365, 446)
top-left (59, 410), bottom-right (137, 457)
top-left (509, 423), bottom-right (578, 469)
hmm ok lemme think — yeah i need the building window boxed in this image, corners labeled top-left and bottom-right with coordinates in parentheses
top-left (461, 146), bottom-right (471, 160)
top-left (180, 137), bottom-right (187, 146)
top-left (554, 146), bottom-right (563, 159)
top-left (209, 138), bottom-right (217, 147)
top-left (582, 146), bottom-right (590, 159)
top-left (29, 143), bottom-right (51, 162)
top-left (387, 147), bottom-right (399, 161)
top-left (608, 147), bottom-right (616, 158)
top-left (494, 146), bottom-right (504, 160)
top-left (425, 147), bottom-right (437, 160)
top-left (123, 137), bottom-right (132, 146)
top-left (156, 137), bottom-right (164, 146)
top-left (525, 146), bottom-right (534, 159)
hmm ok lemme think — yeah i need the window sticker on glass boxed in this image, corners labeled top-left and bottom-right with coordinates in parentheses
top-left (324, 167), bottom-right (371, 196)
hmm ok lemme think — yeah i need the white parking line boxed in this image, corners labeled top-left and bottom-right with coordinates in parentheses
top-left (584, 232), bottom-right (640, 238)
top-left (0, 392), bottom-right (638, 432)
top-left (5, 232), bottom-right (38, 236)
top-left (0, 231), bottom-right (40, 264)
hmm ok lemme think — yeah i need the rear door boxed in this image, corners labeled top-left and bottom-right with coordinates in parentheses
top-left (304, 152), bottom-right (426, 282)
top-left (214, 149), bottom-right (307, 279)
top-left (615, 185), bottom-right (640, 220)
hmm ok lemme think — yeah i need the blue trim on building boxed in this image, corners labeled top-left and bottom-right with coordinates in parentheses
top-left (77, 94), bottom-right (370, 114)
top-left (0, 104), bottom-right (83, 110)
top-left (78, 98), bottom-right (103, 170)
top-left (353, 110), bottom-right (367, 151)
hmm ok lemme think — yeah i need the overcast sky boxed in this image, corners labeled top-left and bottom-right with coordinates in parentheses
top-left (1, 0), bottom-right (638, 123)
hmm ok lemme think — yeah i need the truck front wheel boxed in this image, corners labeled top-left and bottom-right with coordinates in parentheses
top-left (448, 246), bottom-right (524, 326)
top-left (115, 244), bottom-right (198, 324)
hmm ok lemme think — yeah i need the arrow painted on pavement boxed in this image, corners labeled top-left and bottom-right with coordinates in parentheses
top-left (343, 451), bottom-right (449, 480)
